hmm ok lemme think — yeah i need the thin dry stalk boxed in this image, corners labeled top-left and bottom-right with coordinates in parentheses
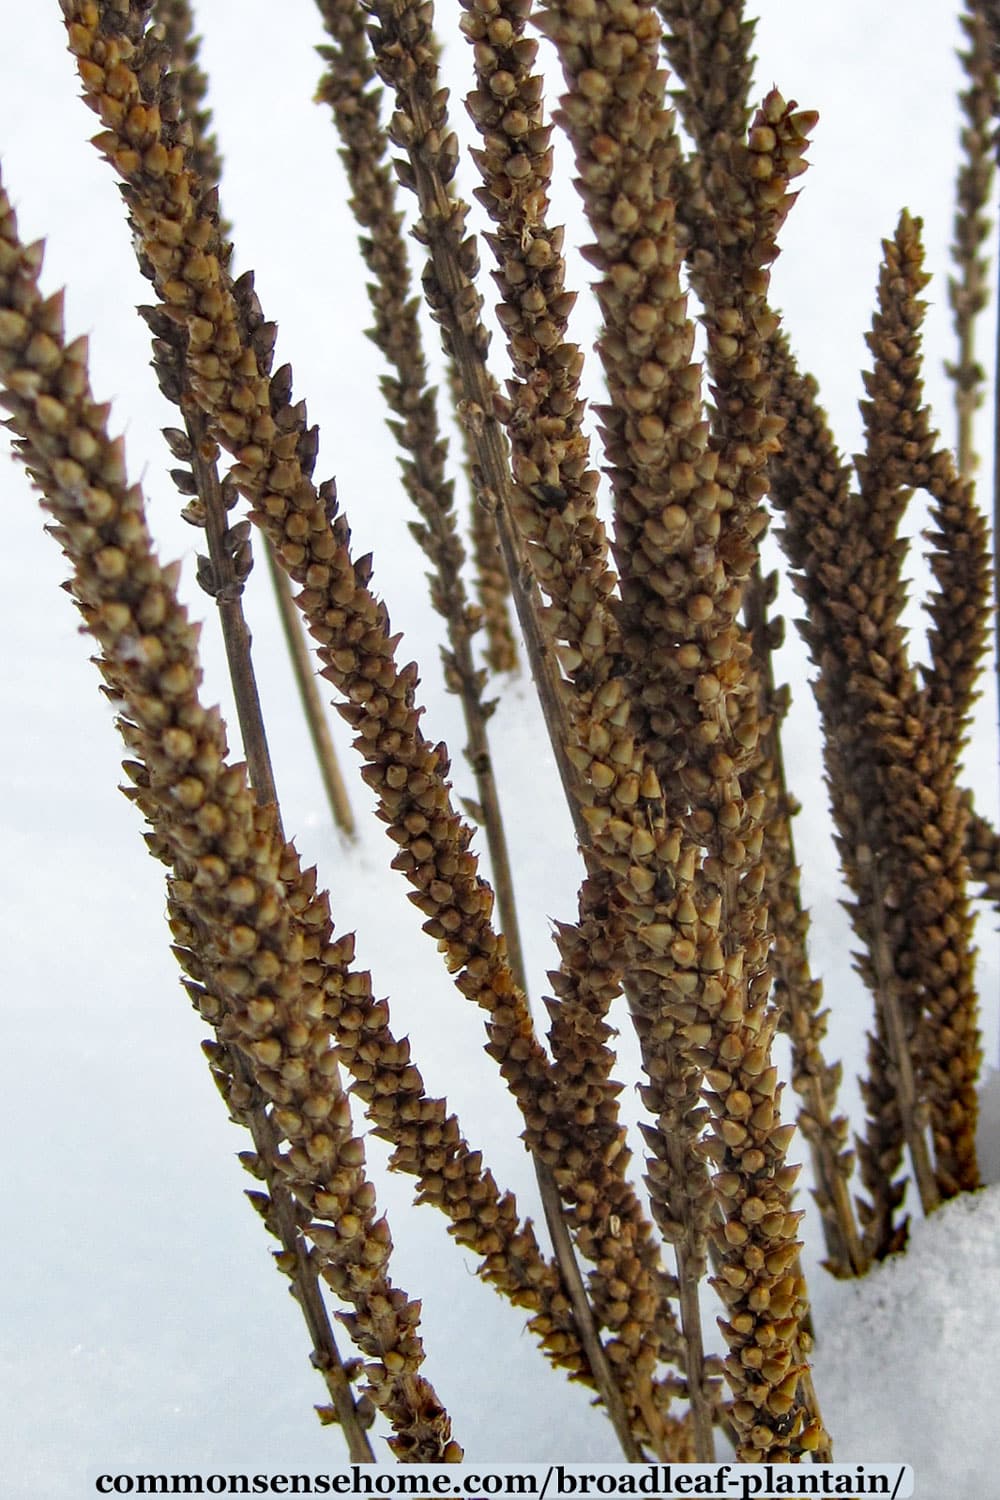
top-left (265, 537), bottom-right (357, 837)
top-left (888, 475), bottom-right (986, 1200)
top-left (967, 0), bottom-right (1000, 797)
top-left (144, 306), bottom-right (280, 806)
top-left (0, 182), bottom-right (456, 1458)
top-left (766, 333), bottom-right (914, 1260)
top-left (849, 217), bottom-right (947, 1213)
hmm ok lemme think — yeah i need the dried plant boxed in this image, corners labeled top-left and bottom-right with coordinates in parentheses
top-left (2, 0), bottom-right (997, 1471)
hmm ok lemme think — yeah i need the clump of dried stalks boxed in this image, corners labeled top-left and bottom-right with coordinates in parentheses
top-left (2, 0), bottom-right (997, 1467)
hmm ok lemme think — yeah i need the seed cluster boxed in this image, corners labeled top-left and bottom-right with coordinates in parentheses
top-left (855, 220), bottom-right (985, 1198)
top-left (769, 214), bottom-right (988, 1231)
top-left (659, 0), bottom-right (756, 159)
top-left (462, 0), bottom-right (610, 656)
top-left (832, 216), bottom-right (984, 1202)
top-left (614, 90), bottom-right (812, 813)
top-left (0, 176), bottom-right (457, 1460)
top-left (767, 334), bottom-right (913, 1260)
top-left (154, 0), bottom-right (227, 227)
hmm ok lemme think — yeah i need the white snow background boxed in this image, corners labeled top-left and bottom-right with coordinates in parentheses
top-left (0, 1), bottom-right (998, 1496)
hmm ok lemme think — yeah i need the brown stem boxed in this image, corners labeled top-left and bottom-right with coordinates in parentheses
top-left (857, 847), bottom-right (941, 1218)
top-left (664, 1138), bottom-right (714, 1461)
top-left (263, 536), bottom-right (356, 838)
top-left (187, 414), bottom-right (280, 810)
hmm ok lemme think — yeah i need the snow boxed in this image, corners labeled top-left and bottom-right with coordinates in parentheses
top-left (0, 2), bottom-right (998, 1498)
top-left (810, 1183), bottom-right (1000, 1497)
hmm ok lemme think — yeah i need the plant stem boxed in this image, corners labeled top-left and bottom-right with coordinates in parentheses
top-left (187, 410), bottom-right (280, 809)
top-left (857, 847), bottom-right (941, 1218)
top-left (263, 536), bottom-right (355, 838)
